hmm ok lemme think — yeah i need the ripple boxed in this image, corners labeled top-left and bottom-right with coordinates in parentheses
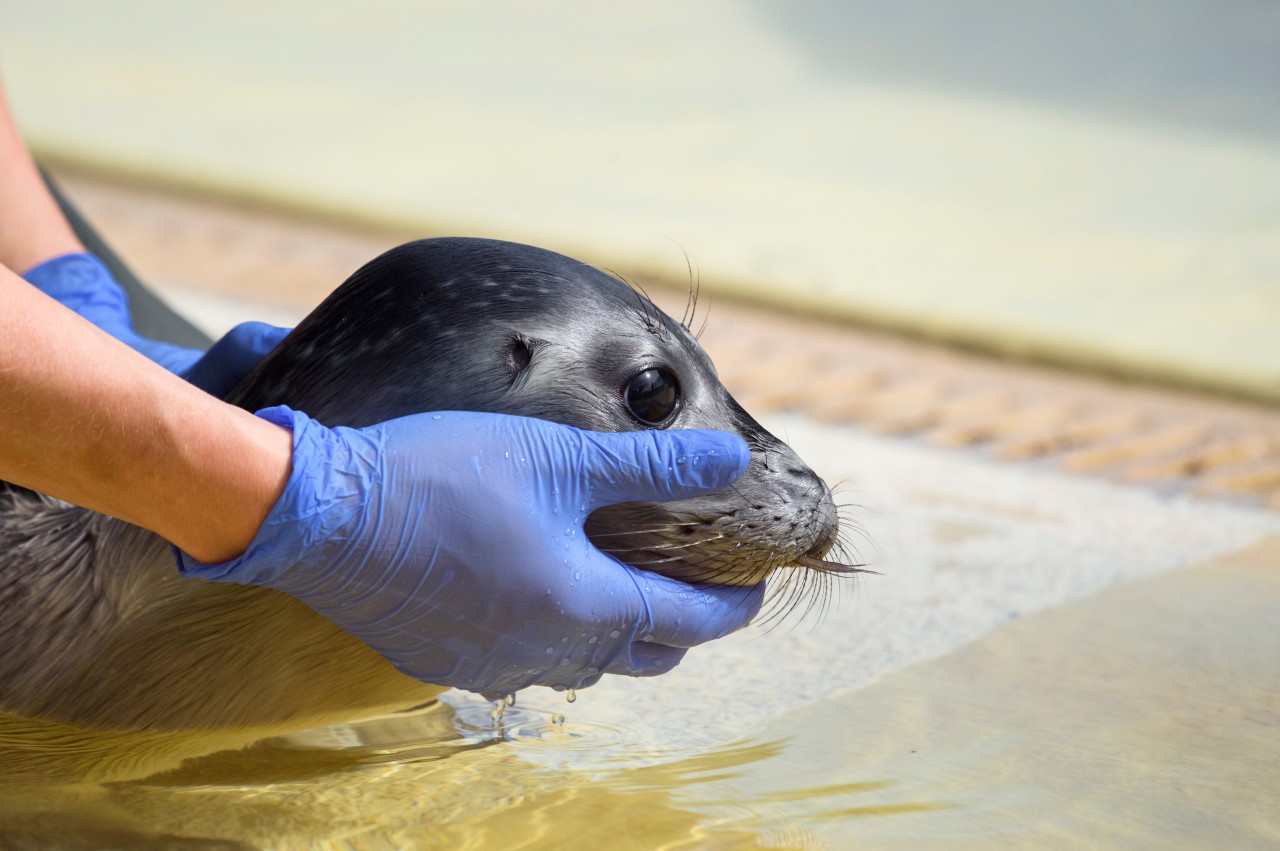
top-left (504, 715), bottom-right (626, 752)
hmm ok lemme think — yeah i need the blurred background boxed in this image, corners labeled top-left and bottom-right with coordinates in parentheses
top-left (3, 0), bottom-right (1279, 401)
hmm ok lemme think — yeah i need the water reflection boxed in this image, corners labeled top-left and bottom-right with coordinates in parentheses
top-left (4, 536), bottom-right (1278, 848)
top-left (3, 427), bottom-right (1277, 848)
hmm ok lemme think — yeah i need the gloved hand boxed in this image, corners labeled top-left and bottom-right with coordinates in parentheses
top-left (22, 252), bottom-right (288, 397)
top-left (176, 406), bottom-right (764, 698)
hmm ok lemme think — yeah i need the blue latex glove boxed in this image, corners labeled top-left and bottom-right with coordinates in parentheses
top-left (22, 252), bottom-right (288, 397)
top-left (176, 406), bottom-right (764, 697)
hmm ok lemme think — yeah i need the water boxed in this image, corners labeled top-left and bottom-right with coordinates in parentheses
top-left (2, 423), bottom-right (1277, 847)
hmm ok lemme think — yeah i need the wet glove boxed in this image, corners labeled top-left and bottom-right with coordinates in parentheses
top-left (22, 252), bottom-right (287, 397)
top-left (176, 406), bottom-right (765, 697)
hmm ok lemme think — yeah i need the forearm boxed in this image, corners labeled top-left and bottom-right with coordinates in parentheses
top-left (0, 267), bottom-right (291, 562)
top-left (0, 78), bottom-right (82, 272)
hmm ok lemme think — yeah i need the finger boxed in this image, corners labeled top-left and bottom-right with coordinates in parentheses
top-left (631, 570), bottom-right (765, 648)
top-left (600, 641), bottom-right (688, 677)
top-left (578, 428), bottom-right (749, 507)
top-left (219, 321), bottom-right (290, 371)
top-left (574, 672), bottom-right (605, 690)
top-left (186, 321), bottom-right (291, 396)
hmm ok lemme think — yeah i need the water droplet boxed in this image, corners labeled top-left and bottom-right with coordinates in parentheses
top-left (490, 701), bottom-right (506, 724)
top-left (544, 646), bottom-right (555, 654)
top-left (560, 636), bottom-right (569, 643)
top-left (560, 656), bottom-right (571, 665)
top-left (587, 635), bottom-right (599, 645)
top-left (505, 693), bottom-right (516, 707)
top-left (431, 414), bottom-right (442, 420)
top-left (565, 689), bottom-right (577, 704)
top-left (552, 713), bottom-right (565, 726)
top-left (608, 629), bottom-right (621, 639)
top-left (574, 571), bottom-right (582, 581)
top-left (504, 451), bottom-right (510, 459)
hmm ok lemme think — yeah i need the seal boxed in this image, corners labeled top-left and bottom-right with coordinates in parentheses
top-left (0, 237), bottom-right (856, 733)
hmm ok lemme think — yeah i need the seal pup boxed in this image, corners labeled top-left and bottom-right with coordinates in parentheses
top-left (0, 237), bottom-right (856, 735)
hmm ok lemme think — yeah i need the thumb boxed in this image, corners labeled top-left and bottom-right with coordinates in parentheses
top-left (219, 321), bottom-right (291, 367)
top-left (185, 321), bottom-right (291, 396)
top-left (578, 428), bottom-right (749, 507)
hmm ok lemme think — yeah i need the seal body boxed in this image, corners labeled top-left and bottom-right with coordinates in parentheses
top-left (0, 238), bottom-right (842, 734)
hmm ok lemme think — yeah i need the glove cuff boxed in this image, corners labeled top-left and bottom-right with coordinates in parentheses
top-left (173, 406), bottom-right (363, 587)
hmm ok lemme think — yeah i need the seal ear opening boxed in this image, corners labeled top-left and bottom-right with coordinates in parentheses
top-left (504, 334), bottom-right (539, 385)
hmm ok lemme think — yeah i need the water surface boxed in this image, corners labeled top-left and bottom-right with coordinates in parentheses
top-left (3, 423), bottom-right (1276, 848)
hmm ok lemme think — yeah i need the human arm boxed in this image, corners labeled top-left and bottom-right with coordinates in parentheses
top-left (0, 79), bottom-right (81, 273)
top-left (0, 265), bottom-right (292, 561)
top-left (22, 252), bottom-right (289, 396)
top-left (1, 79), bottom-right (285, 396)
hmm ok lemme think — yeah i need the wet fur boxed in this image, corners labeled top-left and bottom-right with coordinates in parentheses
top-left (0, 238), bottom-right (840, 734)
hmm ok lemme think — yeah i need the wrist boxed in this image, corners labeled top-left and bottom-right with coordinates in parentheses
top-left (174, 406), bottom-right (363, 581)
top-left (156, 400), bottom-right (294, 564)
top-left (0, 267), bottom-right (291, 563)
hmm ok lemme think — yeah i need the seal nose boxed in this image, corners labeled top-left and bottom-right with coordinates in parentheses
top-left (805, 491), bottom-right (840, 560)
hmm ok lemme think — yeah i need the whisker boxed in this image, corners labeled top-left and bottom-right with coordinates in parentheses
top-left (789, 555), bottom-right (880, 576)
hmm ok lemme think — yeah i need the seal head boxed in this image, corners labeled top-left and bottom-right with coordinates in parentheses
top-left (231, 237), bottom-right (844, 587)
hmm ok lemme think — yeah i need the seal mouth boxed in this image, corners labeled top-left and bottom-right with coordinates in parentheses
top-left (586, 520), bottom-right (877, 589)
top-left (589, 531), bottom-right (878, 629)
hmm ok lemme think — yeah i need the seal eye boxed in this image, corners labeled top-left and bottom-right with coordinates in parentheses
top-left (624, 368), bottom-right (680, 425)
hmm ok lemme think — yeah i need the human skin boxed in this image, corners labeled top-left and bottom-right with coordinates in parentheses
top-left (0, 267), bottom-right (294, 563)
top-left (0, 80), bottom-right (82, 272)
top-left (0, 75), bottom-right (293, 562)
